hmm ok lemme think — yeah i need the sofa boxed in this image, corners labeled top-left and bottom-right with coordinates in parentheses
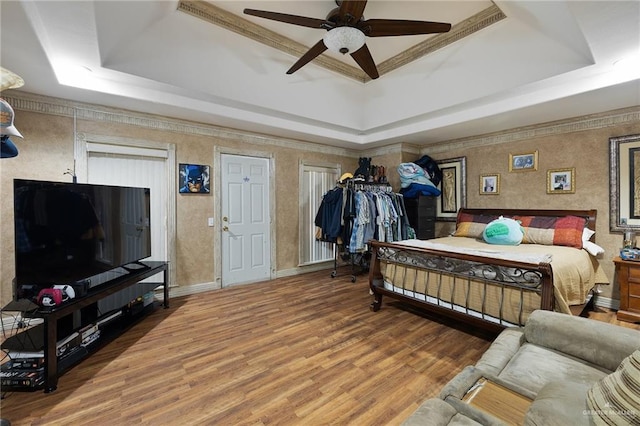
top-left (403, 310), bottom-right (640, 425)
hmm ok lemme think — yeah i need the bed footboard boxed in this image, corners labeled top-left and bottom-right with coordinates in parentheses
top-left (368, 240), bottom-right (554, 331)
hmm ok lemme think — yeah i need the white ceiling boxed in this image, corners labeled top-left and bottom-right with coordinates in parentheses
top-left (1, 1), bottom-right (639, 150)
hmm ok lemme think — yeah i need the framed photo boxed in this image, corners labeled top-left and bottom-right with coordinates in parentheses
top-left (480, 174), bottom-right (500, 195)
top-left (547, 168), bottom-right (575, 194)
top-left (179, 163), bottom-right (210, 194)
top-left (509, 151), bottom-right (538, 172)
top-left (436, 157), bottom-right (466, 221)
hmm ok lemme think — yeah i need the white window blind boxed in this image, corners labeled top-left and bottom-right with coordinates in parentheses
top-left (299, 163), bottom-right (340, 266)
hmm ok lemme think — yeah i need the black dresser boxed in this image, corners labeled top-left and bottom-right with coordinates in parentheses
top-left (403, 195), bottom-right (437, 239)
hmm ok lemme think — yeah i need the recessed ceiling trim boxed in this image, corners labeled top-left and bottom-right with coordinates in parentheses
top-left (379, 4), bottom-right (506, 75)
top-left (177, 0), bottom-right (367, 82)
top-left (178, 1), bottom-right (505, 83)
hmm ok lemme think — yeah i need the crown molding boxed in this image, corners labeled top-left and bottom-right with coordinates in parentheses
top-left (378, 4), bottom-right (505, 75)
top-left (177, 1), bottom-right (505, 82)
top-left (6, 91), bottom-right (636, 161)
top-left (3, 91), bottom-right (359, 158)
top-left (178, 0), bottom-right (367, 82)
top-left (422, 106), bottom-right (640, 155)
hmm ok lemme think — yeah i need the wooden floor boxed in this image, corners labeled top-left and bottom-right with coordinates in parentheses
top-left (1, 269), bottom-right (637, 425)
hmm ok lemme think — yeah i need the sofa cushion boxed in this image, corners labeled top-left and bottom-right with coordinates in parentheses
top-left (524, 380), bottom-right (591, 426)
top-left (524, 310), bottom-right (640, 372)
top-left (586, 349), bottom-right (640, 425)
top-left (497, 343), bottom-right (609, 395)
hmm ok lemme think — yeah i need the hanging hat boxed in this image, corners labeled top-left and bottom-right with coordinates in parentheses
top-left (338, 172), bottom-right (353, 184)
top-left (0, 67), bottom-right (25, 91)
top-left (1, 135), bottom-right (19, 158)
top-left (0, 98), bottom-right (23, 138)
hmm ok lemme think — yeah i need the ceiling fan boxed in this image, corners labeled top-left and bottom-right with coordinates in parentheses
top-left (244, 0), bottom-right (451, 80)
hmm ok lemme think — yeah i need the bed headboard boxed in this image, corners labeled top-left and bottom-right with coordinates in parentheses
top-left (457, 208), bottom-right (597, 235)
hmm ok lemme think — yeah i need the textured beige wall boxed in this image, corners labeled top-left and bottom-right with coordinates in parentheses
top-left (1, 95), bottom-right (638, 309)
top-left (0, 101), bottom-right (357, 306)
top-left (427, 121), bottom-right (640, 301)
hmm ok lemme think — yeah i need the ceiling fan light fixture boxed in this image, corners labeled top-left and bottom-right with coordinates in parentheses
top-left (323, 27), bottom-right (365, 54)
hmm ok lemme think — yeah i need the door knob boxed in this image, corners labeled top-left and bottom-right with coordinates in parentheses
top-left (223, 216), bottom-right (228, 222)
top-left (223, 226), bottom-right (229, 232)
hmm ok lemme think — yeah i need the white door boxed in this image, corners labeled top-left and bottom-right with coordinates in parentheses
top-left (221, 154), bottom-right (271, 286)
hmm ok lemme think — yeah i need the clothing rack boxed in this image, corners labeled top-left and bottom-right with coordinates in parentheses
top-left (314, 179), bottom-right (410, 282)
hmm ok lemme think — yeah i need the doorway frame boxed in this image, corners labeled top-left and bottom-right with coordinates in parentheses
top-left (75, 132), bottom-right (177, 291)
top-left (214, 147), bottom-right (276, 287)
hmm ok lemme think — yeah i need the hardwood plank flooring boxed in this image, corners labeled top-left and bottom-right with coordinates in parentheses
top-left (1, 269), bottom-right (638, 425)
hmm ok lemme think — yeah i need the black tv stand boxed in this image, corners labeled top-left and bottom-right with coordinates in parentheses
top-left (1, 261), bottom-right (168, 393)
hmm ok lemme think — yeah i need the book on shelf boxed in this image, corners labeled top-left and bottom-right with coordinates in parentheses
top-left (5, 350), bottom-right (44, 359)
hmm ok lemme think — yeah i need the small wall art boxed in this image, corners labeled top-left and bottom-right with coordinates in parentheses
top-left (547, 168), bottom-right (575, 194)
top-left (480, 173), bottom-right (500, 195)
top-left (435, 156), bottom-right (466, 221)
top-left (509, 151), bottom-right (538, 172)
top-left (179, 163), bottom-right (210, 194)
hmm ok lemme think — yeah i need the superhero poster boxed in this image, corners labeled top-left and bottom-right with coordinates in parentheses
top-left (179, 163), bottom-right (210, 194)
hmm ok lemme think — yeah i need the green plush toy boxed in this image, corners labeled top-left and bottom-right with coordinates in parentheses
top-left (483, 216), bottom-right (524, 245)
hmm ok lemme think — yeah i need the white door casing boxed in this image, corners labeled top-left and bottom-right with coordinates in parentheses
top-left (219, 152), bottom-right (274, 287)
top-left (75, 133), bottom-right (176, 288)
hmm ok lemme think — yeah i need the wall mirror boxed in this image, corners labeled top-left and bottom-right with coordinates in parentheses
top-left (610, 133), bottom-right (640, 232)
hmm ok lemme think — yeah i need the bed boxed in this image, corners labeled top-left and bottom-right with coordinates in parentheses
top-left (368, 208), bottom-right (608, 332)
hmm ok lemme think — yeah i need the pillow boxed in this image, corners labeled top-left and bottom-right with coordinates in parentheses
top-left (514, 215), bottom-right (586, 249)
top-left (583, 240), bottom-right (605, 256)
top-left (483, 216), bottom-right (524, 245)
top-left (583, 227), bottom-right (595, 243)
top-left (586, 350), bottom-right (640, 425)
top-left (453, 212), bottom-right (498, 238)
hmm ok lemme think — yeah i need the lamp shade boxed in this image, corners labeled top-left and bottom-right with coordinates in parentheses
top-left (323, 27), bottom-right (365, 54)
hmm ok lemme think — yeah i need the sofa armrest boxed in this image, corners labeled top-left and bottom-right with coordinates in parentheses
top-left (523, 380), bottom-right (591, 426)
top-left (475, 328), bottom-right (525, 376)
top-left (524, 310), bottom-right (640, 371)
top-left (439, 366), bottom-right (484, 400)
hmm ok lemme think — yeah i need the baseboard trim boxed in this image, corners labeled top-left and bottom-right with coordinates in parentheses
top-left (594, 295), bottom-right (620, 310)
top-left (162, 282), bottom-right (219, 299)
top-left (161, 265), bottom-right (335, 299)
top-left (276, 262), bottom-right (334, 278)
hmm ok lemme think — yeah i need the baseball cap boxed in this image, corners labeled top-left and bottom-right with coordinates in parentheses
top-left (1, 98), bottom-right (23, 138)
top-left (1, 135), bottom-right (19, 158)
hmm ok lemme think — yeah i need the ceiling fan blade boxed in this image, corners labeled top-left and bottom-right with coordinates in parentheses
top-left (287, 40), bottom-right (328, 75)
top-left (359, 19), bottom-right (451, 37)
top-left (244, 9), bottom-right (327, 29)
top-left (338, 0), bottom-right (368, 24)
top-left (350, 44), bottom-right (379, 80)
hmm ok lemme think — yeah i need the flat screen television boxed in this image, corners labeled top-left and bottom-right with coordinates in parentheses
top-left (13, 179), bottom-right (152, 294)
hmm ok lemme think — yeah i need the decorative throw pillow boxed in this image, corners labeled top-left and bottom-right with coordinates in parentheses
top-left (514, 215), bottom-right (586, 249)
top-left (586, 350), bottom-right (640, 425)
top-left (453, 212), bottom-right (498, 239)
top-left (483, 216), bottom-right (524, 245)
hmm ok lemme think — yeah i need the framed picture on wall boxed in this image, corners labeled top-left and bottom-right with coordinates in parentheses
top-left (547, 168), bottom-right (575, 194)
top-left (509, 151), bottom-right (538, 172)
top-left (178, 163), bottom-right (210, 194)
top-left (480, 174), bottom-right (500, 195)
top-left (436, 157), bottom-right (466, 221)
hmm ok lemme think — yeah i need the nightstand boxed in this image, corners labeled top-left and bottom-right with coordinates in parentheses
top-left (613, 257), bottom-right (640, 323)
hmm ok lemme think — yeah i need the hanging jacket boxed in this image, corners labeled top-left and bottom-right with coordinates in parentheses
top-left (314, 187), bottom-right (344, 242)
